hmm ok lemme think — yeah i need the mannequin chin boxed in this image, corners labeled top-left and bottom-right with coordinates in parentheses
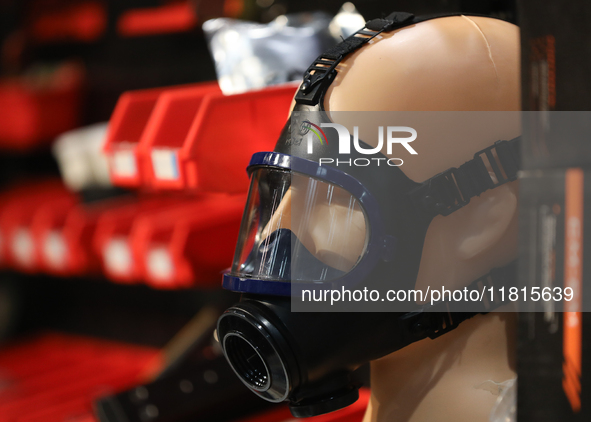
top-left (323, 16), bottom-right (520, 422)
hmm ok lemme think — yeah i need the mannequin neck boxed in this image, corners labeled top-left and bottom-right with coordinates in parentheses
top-left (364, 311), bottom-right (517, 422)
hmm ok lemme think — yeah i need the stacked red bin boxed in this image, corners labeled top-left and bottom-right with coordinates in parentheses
top-left (0, 82), bottom-right (296, 289)
top-left (98, 81), bottom-right (297, 288)
top-left (104, 81), bottom-right (297, 191)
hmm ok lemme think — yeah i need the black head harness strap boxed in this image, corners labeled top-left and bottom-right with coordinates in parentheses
top-left (410, 137), bottom-right (520, 217)
top-left (296, 11), bottom-right (415, 105)
top-left (295, 11), bottom-right (496, 107)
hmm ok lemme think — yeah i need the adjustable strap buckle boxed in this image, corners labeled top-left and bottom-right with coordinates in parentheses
top-left (365, 11), bottom-right (416, 31)
top-left (399, 308), bottom-right (479, 342)
top-left (410, 137), bottom-right (521, 217)
top-left (410, 167), bottom-right (469, 217)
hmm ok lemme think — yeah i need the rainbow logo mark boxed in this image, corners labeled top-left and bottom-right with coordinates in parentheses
top-left (303, 120), bottom-right (328, 145)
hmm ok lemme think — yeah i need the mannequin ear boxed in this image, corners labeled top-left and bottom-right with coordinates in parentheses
top-left (456, 183), bottom-right (517, 260)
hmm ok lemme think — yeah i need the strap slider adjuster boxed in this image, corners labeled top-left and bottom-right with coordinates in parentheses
top-left (365, 12), bottom-right (415, 31)
top-left (411, 167), bottom-right (468, 217)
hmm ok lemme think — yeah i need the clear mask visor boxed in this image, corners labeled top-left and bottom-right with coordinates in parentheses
top-left (231, 167), bottom-right (368, 282)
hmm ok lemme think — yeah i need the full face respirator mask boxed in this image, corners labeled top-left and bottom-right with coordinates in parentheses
top-left (216, 12), bottom-right (521, 418)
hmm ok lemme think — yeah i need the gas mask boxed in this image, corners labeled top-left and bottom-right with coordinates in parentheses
top-left (216, 12), bottom-right (521, 418)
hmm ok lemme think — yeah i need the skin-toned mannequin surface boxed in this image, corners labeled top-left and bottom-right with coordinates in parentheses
top-left (322, 16), bottom-right (521, 422)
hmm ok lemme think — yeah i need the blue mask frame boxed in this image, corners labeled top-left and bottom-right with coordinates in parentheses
top-left (222, 151), bottom-right (395, 296)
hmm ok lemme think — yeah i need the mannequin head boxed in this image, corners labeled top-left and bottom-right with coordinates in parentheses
top-left (218, 14), bottom-right (521, 419)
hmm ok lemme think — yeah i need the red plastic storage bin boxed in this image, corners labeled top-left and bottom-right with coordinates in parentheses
top-left (147, 83), bottom-right (297, 192)
top-left (0, 64), bottom-right (83, 150)
top-left (139, 82), bottom-right (221, 188)
top-left (117, 2), bottom-right (197, 37)
top-left (129, 193), bottom-right (245, 289)
top-left (0, 184), bottom-right (36, 267)
top-left (104, 86), bottom-right (171, 187)
top-left (0, 181), bottom-right (72, 272)
top-left (104, 83), bottom-right (217, 187)
top-left (30, 194), bottom-right (79, 273)
top-left (116, 0), bottom-right (244, 37)
top-left (40, 196), bottom-right (134, 277)
top-left (29, 1), bottom-right (107, 43)
top-left (93, 195), bottom-right (193, 283)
